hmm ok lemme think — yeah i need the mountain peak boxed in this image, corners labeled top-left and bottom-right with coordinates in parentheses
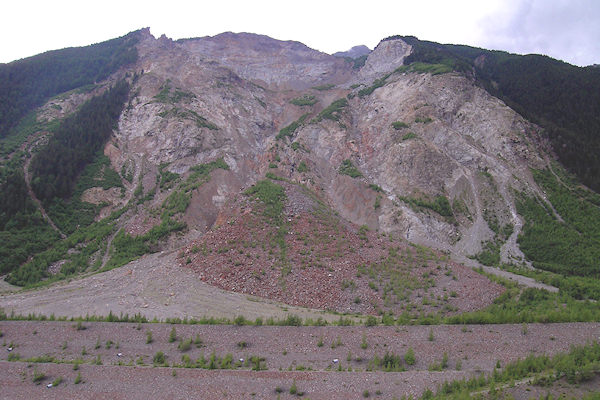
top-left (333, 45), bottom-right (371, 58)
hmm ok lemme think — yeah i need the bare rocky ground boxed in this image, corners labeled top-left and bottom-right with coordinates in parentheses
top-left (1, 321), bottom-right (598, 399)
top-left (0, 251), bottom-right (351, 324)
top-left (179, 183), bottom-right (507, 317)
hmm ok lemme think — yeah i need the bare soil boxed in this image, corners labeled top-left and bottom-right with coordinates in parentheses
top-left (0, 321), bottom-right (598, 399)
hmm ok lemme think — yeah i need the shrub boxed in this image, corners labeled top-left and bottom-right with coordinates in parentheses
top-left (289, 379), bottom-right (298, 394)
top-left (146, 330), bottom-right (153, 344)
top-left (290, 95), bottom-right (317, 106)
top-left (404, 347), bottom-right (416, 365)
top-left (32, 368), bottom-right (45, 384)
top-left (392, 121), bottom-right (409, 130)
top-left (313, 98), bottom-right (348, 122)
top-left (401, 132), bottom-right (418, 141)
top-left (178, 338), bottom-right (192, 352)
top-left (168, 327), bottom-right (177, 343)
top-left (312, 84), bottom-right (335, 91)
top-left (297, 161), bottom-right (308, 173)
top-left (276, 114), bottom-right (308, 140)
top-left (339, 159), bottom-right (362, 178)
top-left (153, 351), bottom-right (166, 365)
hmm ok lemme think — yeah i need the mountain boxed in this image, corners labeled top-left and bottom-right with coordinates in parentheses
top-left (333, 45), bottom-right (371, 58)
top-left (1, 28), bottom-right (600, 309)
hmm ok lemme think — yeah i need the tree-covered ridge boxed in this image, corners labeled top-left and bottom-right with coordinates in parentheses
top-left (517, 168), bottom-right (600, 277)
top-left (0, 29), bottom-right (139, 139)
top-left (30, 80), bottom-right (130, 201)
top-left (384, 35), bottom-right (600, 192)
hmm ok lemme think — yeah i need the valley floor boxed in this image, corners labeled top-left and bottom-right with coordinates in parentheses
top-left (1, 321), bottom-right (598, 399)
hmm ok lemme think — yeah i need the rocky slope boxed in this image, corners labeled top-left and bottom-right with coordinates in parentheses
top-left (105, 29), bottom-right (548, 263)
top-left (3, 28), bottom-right (556, 306)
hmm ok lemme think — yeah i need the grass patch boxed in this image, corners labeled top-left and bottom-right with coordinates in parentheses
top-left (391, 121), bottom-right (409, 130)
top-left (338, 159), bottom-right (363, 178)
top-left (312, 98), bottom-right (348, 122)
top-left (312, 84), bottom-right (335, 91)
top-left (398, 194), bottom-right (453, 217)
top-left (290, 95), bottom-right (317, 106)
top-left (401, 132), bottom-right (418, 141)
top-left (276, 114), bottom-right (309, 140)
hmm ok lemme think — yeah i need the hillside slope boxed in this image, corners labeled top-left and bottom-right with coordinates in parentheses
top-left (1, 29), bottom-right (599, 315)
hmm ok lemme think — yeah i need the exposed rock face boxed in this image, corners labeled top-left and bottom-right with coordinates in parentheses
top-left (357, 38), bottom-right (412, 82)
top-left (178, 32), bottom-right (354, 89)
top-left (96, 30), bottom-right (549, 265)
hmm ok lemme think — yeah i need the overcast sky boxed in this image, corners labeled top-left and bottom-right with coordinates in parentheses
top-left (2, 0), bottom-right (599, 66)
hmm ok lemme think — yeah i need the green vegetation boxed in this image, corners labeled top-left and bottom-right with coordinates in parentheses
top-left (369, 184), bottom-right (383, 192)
top-left (153, 80), bottom-right (195, 104)
top-left (391, 121), bottom-right (409, 130)
top-left (104, 218), bottom-right (186, 271)
top-left (276, 114), bottom-right (309, 140)
top-left (0, 30), bottom-right (138, 139)
top-left (244, 180), bottom-right (286, 224)
top-left (338, 159), bottom-right (363, 178)
top-left (398, 195), bottom-right (453, 218)
top-left (105, 158), bottom-right (228, 272)
top-left (157, 107), bottom-right (218, 130)
top-left (358, 75), bottom-right (390, 97)
top-left (414, 116), bottom-right (433, 124)
top-left (6, 207), bottom-right (123, 286)
top-left (32, 368), bottom-right (45, 384)
top-left (343, 55), bottom-right (368, 70)
top-left (395, 62), bottom-right (454, 76)
top-left (289, 95), bottom-right (317, 106)
top-left (158, 163), bottom-right (180, 190)
top-left (31, 80), bottom-right (130, 201)
top-left (404, 347), bottom-right (416, 365)
top-left (401, 132), bottom-right (418, 141)
top-left (357, 61), bottom-right (453, 99)
top-left (311, 84), bottom-right (335, 91)
top-left (312, 98), bottom-right (348, 122)
top-left (517, 168), bottom-right (600, 277)
top-left (0, 84), bottom-right (130, 278)
top-left (416, 341), bottom-right (600, 399)
top-left (168, 327), bottom-right (177, 343)
top-left (386, 34), bottom-right (600, 192)
top-left (297, 161), bottom-right (308, 173)
top-left (445, 273), bottom-right (600, 325)
top-left (367, 351), bottom-right (405, 372)
top-left (153, 351), bottom-right (166, 366)
top-left (47, 153), bottom-right (124, 234)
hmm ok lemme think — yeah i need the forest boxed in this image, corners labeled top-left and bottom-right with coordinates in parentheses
top-left (0, 29), bottom-right (139, 139)
top-left (389, 35), bottom-right (600, 192)
top-left (30, 80), bottom-right (130, 201)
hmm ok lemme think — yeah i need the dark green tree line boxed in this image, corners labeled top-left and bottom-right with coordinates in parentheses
top-left (30, 80), bottom-right (130, 201)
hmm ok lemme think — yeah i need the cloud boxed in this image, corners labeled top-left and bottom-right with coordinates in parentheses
top-left (477, 0), bottom-right (600, 66)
